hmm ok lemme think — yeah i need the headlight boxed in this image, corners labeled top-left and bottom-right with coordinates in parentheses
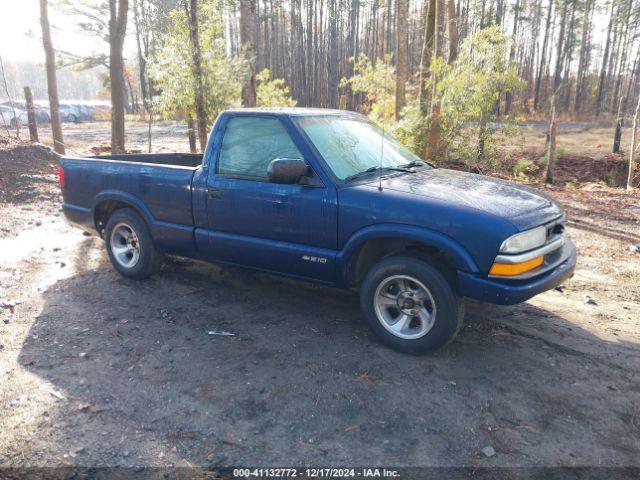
top-left (499, 226), bottom-right (546, 254)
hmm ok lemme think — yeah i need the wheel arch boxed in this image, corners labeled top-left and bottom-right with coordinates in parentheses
top-left (92, 191), bottom-right (155, 237)
top-left (337, 225), bottom-right (479, 288)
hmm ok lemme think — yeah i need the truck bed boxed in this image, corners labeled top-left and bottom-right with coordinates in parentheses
top-left (61, 153), bottom-right (202, 256)
top-left (87, 153), bottom-right (203, 168)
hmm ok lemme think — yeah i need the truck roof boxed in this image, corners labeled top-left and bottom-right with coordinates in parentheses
top-left (223, 107), bottom-right (367, 119)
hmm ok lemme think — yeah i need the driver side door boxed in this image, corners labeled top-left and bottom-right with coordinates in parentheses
top-left (204, 115), bottom-right (338, 283)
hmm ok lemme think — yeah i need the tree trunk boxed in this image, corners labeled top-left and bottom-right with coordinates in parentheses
top-left (613, 96), bottom-right (624, 153)
top-left (147, 107), bottom-right (152, 153)
top-left (447, 0), bottom-right (458, 64)
top-left (435, 0), bottom-right (445, 59)
top-left (327, 0), bottom-right (339, 108)
top-left (546, 94), bottom-right (557, 184)
top-left (386, 0), bottom-right (394, 55)
top-left (395, 0), bottom-right (408, 119)
top-left (132, 0), bottom-right (149, 110)
top-left (427, 0), bottom-right (445, 162)
top-left (560, 0), bottom-right (577, 110)
top-left (552, 0), bottom-right (568, 94)
top-left (306, 0), bottom-right (314, 106)
top-left (24, 87), bottom-right (39, 142)
top-left (240, 0), bottom-right (257, 107)
top-left (478, 112), bottom-right (487, 161)
top-left (504, 0), bottom-right (520, 114)
top-left (533, 0), bottom-right (552, 111)
top-left (611, 0), bottom-right (633, 112)
top-left (628, 94), bottom-right (640, 190)
top-left (185, 0), bottom-right (208, 151)
top-left (574, 0), bottom-right (594, 113)
top-left (187, 114), bottom-right (197, 153)
top-left (109, 0), bottom-right (129, 154)
top-left (0, 56), bottom-right (19, 138)
top-left (595, 0), bottom-right (615, 117)
top-left (39, 0), bottom-right (65, 154)
top-left (419, 0), bottom-right (437, 116)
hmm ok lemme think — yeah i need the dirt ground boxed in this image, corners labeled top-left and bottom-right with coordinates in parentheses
top-left (1, 130), bottom-right (640, 475)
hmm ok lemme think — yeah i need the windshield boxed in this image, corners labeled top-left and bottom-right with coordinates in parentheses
top-left (295, 116), bottom-right (429, 181)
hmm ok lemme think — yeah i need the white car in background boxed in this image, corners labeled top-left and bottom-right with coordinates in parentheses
top-left (0, 104), bottom-right (28, 129)
top-left (59, 104), bottom-right (82, 123)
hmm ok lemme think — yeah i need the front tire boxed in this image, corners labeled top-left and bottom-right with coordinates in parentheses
top-left (104, 208), bottom-right (162, 279)
top-left (360, 255), bottom-right (464, 354)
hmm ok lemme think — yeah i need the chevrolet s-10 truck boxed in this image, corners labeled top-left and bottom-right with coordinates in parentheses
top-left (60, 108), bottom-right (576, 354)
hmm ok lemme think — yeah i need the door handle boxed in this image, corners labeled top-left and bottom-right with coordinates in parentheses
top-left (207, 188), bottom-right (224, 200)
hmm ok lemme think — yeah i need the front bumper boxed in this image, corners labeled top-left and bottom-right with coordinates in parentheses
top-left (457, 238), bottom-right (577, 305)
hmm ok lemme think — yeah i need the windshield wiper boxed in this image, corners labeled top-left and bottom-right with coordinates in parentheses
top-left (400, 160), bottom-right (434, 169)
top-left (344, 166), bottom-right (413, 183)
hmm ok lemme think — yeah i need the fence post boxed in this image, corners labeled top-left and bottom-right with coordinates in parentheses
top-left (23, 86), bottom-right (39, 142)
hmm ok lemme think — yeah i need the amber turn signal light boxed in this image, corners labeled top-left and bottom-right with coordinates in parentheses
top-left (489, 256), bottom-right (544, 276)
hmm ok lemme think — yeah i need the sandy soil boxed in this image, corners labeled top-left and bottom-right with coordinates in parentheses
top-left (35, 120), bottom-right (191, 155)
top-left (0, 137), bottom-right (639, 475)
top-left (27, 118), bottom-right (640, 155)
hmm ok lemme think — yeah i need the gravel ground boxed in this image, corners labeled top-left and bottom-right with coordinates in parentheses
top-left (0, 140), bottom-right (639, 477)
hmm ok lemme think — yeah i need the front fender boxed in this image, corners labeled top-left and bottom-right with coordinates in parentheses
top-left (336, 223), bottom-right (479, 287)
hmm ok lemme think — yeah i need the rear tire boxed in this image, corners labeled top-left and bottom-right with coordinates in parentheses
top-left (360, 255), bottom-right (464, 354)
top-left (104, 208), bottom-right (162, 279)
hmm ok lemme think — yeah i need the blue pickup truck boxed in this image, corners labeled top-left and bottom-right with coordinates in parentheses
top-left (60, 108), bottom-right (576, 354)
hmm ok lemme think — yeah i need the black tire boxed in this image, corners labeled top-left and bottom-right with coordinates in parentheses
top-left (360, 255), bottom-right (465, 354)
top-left (67, 113), bottom-right (78, 123)
top-left (104, 208), bottom-right (162, 279)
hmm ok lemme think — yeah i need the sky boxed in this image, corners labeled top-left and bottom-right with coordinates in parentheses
top-left (2, 2), bottom-right (70, 63)
top-left (0, 0), bottom-right (612, 73)
top-left (0, 1), bottom-right (131, 64)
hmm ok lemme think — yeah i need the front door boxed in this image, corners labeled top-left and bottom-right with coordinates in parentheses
top-left (204, 115), bottom-right (337, 283)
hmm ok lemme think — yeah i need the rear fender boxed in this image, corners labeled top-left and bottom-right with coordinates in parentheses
top-left (92, 190), bottom-right (155, 231)
top-left (92, 191), bottom-right (197, 256)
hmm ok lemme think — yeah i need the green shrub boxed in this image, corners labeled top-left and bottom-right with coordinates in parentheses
top-left (256, 69), bottom-right (297, 107)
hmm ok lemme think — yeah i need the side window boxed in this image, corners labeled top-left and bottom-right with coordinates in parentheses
top-left (217, 116), bottom-right (303, 179)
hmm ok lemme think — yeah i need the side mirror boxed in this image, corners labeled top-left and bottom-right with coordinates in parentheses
top-left (267, 158), bottom-right (309, 184)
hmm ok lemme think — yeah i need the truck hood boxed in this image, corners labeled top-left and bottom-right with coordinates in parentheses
top-left (379, 168), bottom-right (563, 229)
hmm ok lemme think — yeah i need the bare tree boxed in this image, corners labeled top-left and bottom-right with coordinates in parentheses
top-left (109, 0), bottom-right (129, 154)
top-left (395, 0), bottom-right (409, 119)
top-left (546, 94), bottom-right (558, 184)
top-left (595, 0), bottom-right (615, 117)
top-left (447, 0), bottom-right (458, 64)
top-left (628, 95), bottom-right (640, 190)
top-left (574, 0), bottom-right (594, 112)
top-left (187, 114), bottom-right (197, 154)
top-left (503, 0), bottom-right (520, 114)
top-left (184, 0), bottom-right (208, 150)
top-left (419, 0), bottom-right (437, 116)
top-left (24, 87), bottom-right (39, 142)
top-left (39, 0), bottom-right (65, 154)
top-left (613, 96), bottom-right (624, 153)
top-left (132, 0), bottom-right (150, 109)
top-left (0, 56), bottom-right (19, 138)
top-left (533, 0), bottom-right (552, 111)
top-left (240, 0), bottom-right (257, 107)
top-left (427, 0), bottom-right (446, 162)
